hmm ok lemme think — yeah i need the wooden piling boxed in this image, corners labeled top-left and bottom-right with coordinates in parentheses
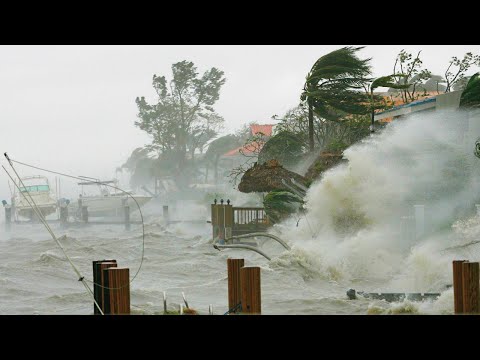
top-left (240, 266), bottom-right (261, 314)
top-left (124, 205), bottom-right (130, 231)
top-left (227, 258), bottom-right (244, 313)
top-left (453, 260), bottom-right (467, 314)
top-left (81, 206), bottom-right (88, 223)
top-left (102, 267), bottom-right (130, 315)
top-left (5, 205), bottom-right (11, 232)
top-left (163, 205), bottom-right (169, 223)
top-left (462, 261), bottom-right (480, 314)
top-left (93, 260), bottom-right (117, 315)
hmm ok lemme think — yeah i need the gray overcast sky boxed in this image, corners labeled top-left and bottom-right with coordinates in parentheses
top-left (1, 45), bottom-right (479, 200)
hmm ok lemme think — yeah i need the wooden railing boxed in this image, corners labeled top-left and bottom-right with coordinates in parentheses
top-left (211, 202), bottom-right (271, 239)
top-left (233, 207), bottom-right (270, 227)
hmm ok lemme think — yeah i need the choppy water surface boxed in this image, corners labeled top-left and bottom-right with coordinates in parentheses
top-left (1, 110), bottom-right (480, 314)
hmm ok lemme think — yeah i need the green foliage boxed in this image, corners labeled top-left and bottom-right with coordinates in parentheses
top-left (275, 104), bottom-right (370, 151)
top-left (325, 139), bottom-right (348, 153)
top-left (274, 104), bottom-right (310, 148)
top-left (205, 135), bottom-right (240, 160)
top-left (445, 52), bottom-right (480, 93)
top-left (134, 60), bottom-right (226, 185)
top-left (258, 131), bottom-right (305, 167)
top-left (204, 134), bottom-right (242, 183)
top-left (302, 46), bottom-right (372, 122)
top-left (371, 74), bottom-right (410, 91)
top-left (263, 190), bottom-right (304, 224)
top-left (460, 72), bottom-right (480, 109)
top-left (121, 147), bottom-right (151, 172)
top-left (391, 50), bottom-right (432, 103)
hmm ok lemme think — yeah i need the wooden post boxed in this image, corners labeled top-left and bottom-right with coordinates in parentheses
top-left (4, 205), bottom-right (11, 232)
top-left (124, 205), bottom-right (130, 231)
top-left (240, 266), bottom-right (261, 314)
top-left (81, 206), bottom-right (88, 223)
top-left (227, 258), bottom-right (244, 314)
top-left (92, 260), bottom-right (117, 315)
top-left (453, 260), bottom-right (467, 314)
top-left (163, 205), bottom-right (169, 223)
top-left (462, 261), bottom-right (480, 314)
top-left (217, 203), bottom-right (225, 242)
top-left (102, 267), bottom-right (130, 315)
top-left (211, 203), bottom-right (218, 240)
top-left (224, 203), bottom-right (233, 240)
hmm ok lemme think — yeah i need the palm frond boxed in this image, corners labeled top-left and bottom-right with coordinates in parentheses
top-left (371, 74), bottom-right (410, 91)
top-left (302, 46), bottom-right (372, 121)
top-left (460, 72), bottom-right (480, 109)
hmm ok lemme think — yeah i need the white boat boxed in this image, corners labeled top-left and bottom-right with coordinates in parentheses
top-left (71, 179), bottom-right (152, 217)
top-left (12, 175), bottom-right (57, 220)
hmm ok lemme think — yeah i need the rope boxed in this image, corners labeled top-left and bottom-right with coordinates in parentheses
top-left (2, 153), bottom-right (145, 290)
top-left (223, 302), bottom-right (242, 315)
top-left (2, 162), bottom-right (104, 315)
top-left (4, 155), bottom-right (145, 292)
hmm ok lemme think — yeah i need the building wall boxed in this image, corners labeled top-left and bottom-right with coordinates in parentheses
top-left (435, 91), bottom-right (462, 110)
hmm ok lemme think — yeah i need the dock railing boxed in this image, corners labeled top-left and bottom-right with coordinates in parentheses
top-left (211, 199), bottom-right (271, 240)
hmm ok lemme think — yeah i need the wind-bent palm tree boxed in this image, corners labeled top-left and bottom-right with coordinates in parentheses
top-left (368, 75), bottom-right (410, 132)
top-left (301, 47), bottom-right (372, 152)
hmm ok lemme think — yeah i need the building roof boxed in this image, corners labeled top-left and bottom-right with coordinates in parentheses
top-left (375, 92), bottom-right (441, 122)
top-left (250, 124), bottom-right (274, 136)
top-left (375, 97), bottom-right (437, 121)
top-left (222, 123), bottom-right (274, 157)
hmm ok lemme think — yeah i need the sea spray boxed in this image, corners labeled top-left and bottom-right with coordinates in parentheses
top-left (273, 109), bottom-right (479, 296)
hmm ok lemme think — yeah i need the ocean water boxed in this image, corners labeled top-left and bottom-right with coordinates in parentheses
top-left (1, 110), bottom-right (479, 315)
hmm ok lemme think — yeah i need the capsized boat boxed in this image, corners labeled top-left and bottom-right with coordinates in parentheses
top-left (12, 175), bottom-right (57, 220)
top-left (71, 179), bottom-right (152, 217)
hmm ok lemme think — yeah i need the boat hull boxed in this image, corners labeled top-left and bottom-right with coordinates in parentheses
top-left (15, 204), bottom-right (57, 219)
top-left (14, 193), bottom-right (57, 220)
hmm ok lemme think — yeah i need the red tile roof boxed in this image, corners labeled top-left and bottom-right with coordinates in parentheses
top-left (250, 124), bottom-right (274, 136)
top-left (222, 124), bottom-right (274, 157)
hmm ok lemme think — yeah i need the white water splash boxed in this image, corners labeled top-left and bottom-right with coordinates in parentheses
top-left (272, 110), bottom-right (479, 308)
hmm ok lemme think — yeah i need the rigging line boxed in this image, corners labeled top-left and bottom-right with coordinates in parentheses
top-left (2, 164), bottom-right (104, 315)
top-left (5, 155), bottom-right (145, 290)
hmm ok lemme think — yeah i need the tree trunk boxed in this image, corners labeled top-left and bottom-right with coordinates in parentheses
top-left (214, 155), bottom-right (219, 184)
top-left (308, 102), bottom-right (314, 153)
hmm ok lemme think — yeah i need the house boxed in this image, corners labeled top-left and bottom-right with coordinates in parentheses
top-left (222, 123), bottom-right (275, 159)
top-left (375, 91), bottom-right (444, 123)
top-left (374, 90), bottom-right (480, 157)
top-left (218, 123), bottom-right (276, 178)
top-left (374, 91), bottom-right (463, 122)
